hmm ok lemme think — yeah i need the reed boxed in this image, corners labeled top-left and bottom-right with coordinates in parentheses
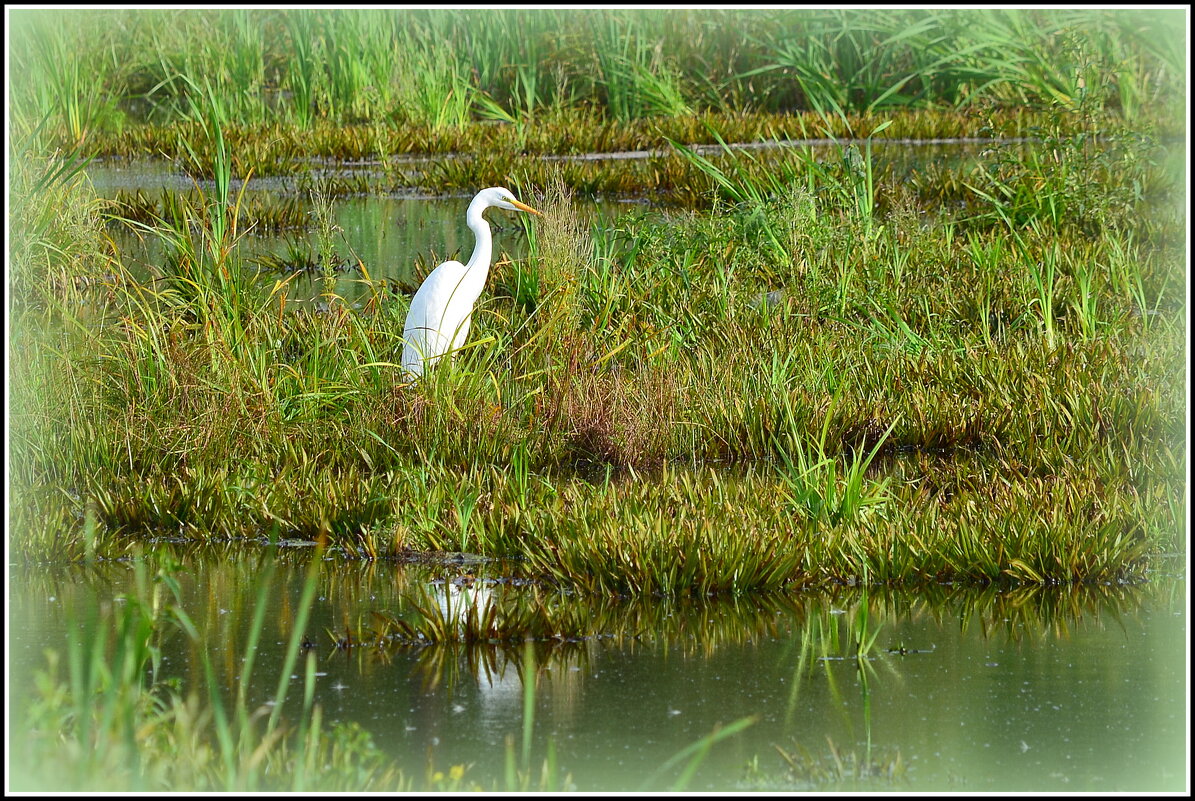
top-left (9, 8), bottom-right (1185, 156)
top-left (8, 11), bottom-right (125, 144)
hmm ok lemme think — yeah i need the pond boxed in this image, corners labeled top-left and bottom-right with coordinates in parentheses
top-left (8, 547), bottom-right (1187, 792)
top-left (10, 142), bottom-right (1187, 792)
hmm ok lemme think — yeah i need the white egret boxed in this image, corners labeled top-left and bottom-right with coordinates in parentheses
top-left (401, 187), bottom-right (542, 378)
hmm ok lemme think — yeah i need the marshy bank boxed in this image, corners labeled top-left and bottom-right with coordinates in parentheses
top-left (7, 6), bottom-right (1187, 793)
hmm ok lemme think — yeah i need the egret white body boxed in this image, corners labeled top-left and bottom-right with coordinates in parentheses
top-left (401, 187), bottom-right (541, 378)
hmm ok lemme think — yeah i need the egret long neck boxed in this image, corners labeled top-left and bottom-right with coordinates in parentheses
top-left (461, 199), bottom-right (494, 300)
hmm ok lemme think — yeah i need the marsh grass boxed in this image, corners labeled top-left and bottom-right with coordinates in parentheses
top-left (8, 13), bottom-right (127, 145)
top-left (9, 9), bottom-right (1184, 146)
top-left (770, 738), bottom-right (906, 790)
top-left (10, 121), bottom-right (1183, 589)
top-left (8, 10), bottom-right (1184, 791)
top-left (44, 105), bottom-right (1179, 220)
top-left (8, 11), bottom-right (1185, 596)
top-left (68, 106), bottom-right (1138, 172)
top-left (109, 188), bottom-right (310, 233)
top-left (10, 10), bottom-right (1180, 162)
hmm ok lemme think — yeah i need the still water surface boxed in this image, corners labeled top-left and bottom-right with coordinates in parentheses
top-left (80, 139), bottom-right (990, 308)
top-left (9, 550), bottom-right (1187, 792)
top-left (84, 159), bottom-right (636, 307)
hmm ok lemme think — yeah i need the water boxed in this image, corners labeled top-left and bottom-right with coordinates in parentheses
top-left (83, 159), bottom-right (640, 307)
top-left (8, 550), bottom-right (1187, 792)
top-left (78, 138), bottom-right (988, 308)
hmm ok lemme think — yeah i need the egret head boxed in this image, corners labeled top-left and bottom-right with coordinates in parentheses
top-left (476, 186), bottom-right (542, 216)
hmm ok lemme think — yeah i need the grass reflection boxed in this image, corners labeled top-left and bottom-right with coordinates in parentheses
top-left (13, 546), bottom-right (1164, 658)
top-left (10, 547), bottom-right (1179, 792)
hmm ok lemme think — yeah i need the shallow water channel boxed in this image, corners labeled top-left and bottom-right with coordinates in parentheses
top-left (85, 158), bottom-right (640, 309)
top-left (8, 548), bottom-right (1187, 792)
top-left (82, 138), bottom-right (990, 309)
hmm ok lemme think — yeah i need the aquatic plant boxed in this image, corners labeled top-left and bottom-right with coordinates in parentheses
top-left (7, 10), bottom-right (1184, 792)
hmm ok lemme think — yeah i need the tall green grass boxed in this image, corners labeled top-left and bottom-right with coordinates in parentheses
top-left (8, 12), bottom-right (126, 144)
top-left (8, 8), bottom-right (1185, 149)
top-left (7, 12), bottom-right (1183, 789)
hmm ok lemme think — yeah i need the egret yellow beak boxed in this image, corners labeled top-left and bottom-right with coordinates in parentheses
top-left (511, 199), bottom-right (542, 216)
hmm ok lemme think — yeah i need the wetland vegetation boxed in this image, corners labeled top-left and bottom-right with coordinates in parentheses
top-left (7, 7), bottom-right (1188, 793)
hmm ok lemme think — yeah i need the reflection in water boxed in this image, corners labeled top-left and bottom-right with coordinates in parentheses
top-left (9, 549), bottom-right (1187, 792)
top-left (85, 162), bottom-right (631, 308)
